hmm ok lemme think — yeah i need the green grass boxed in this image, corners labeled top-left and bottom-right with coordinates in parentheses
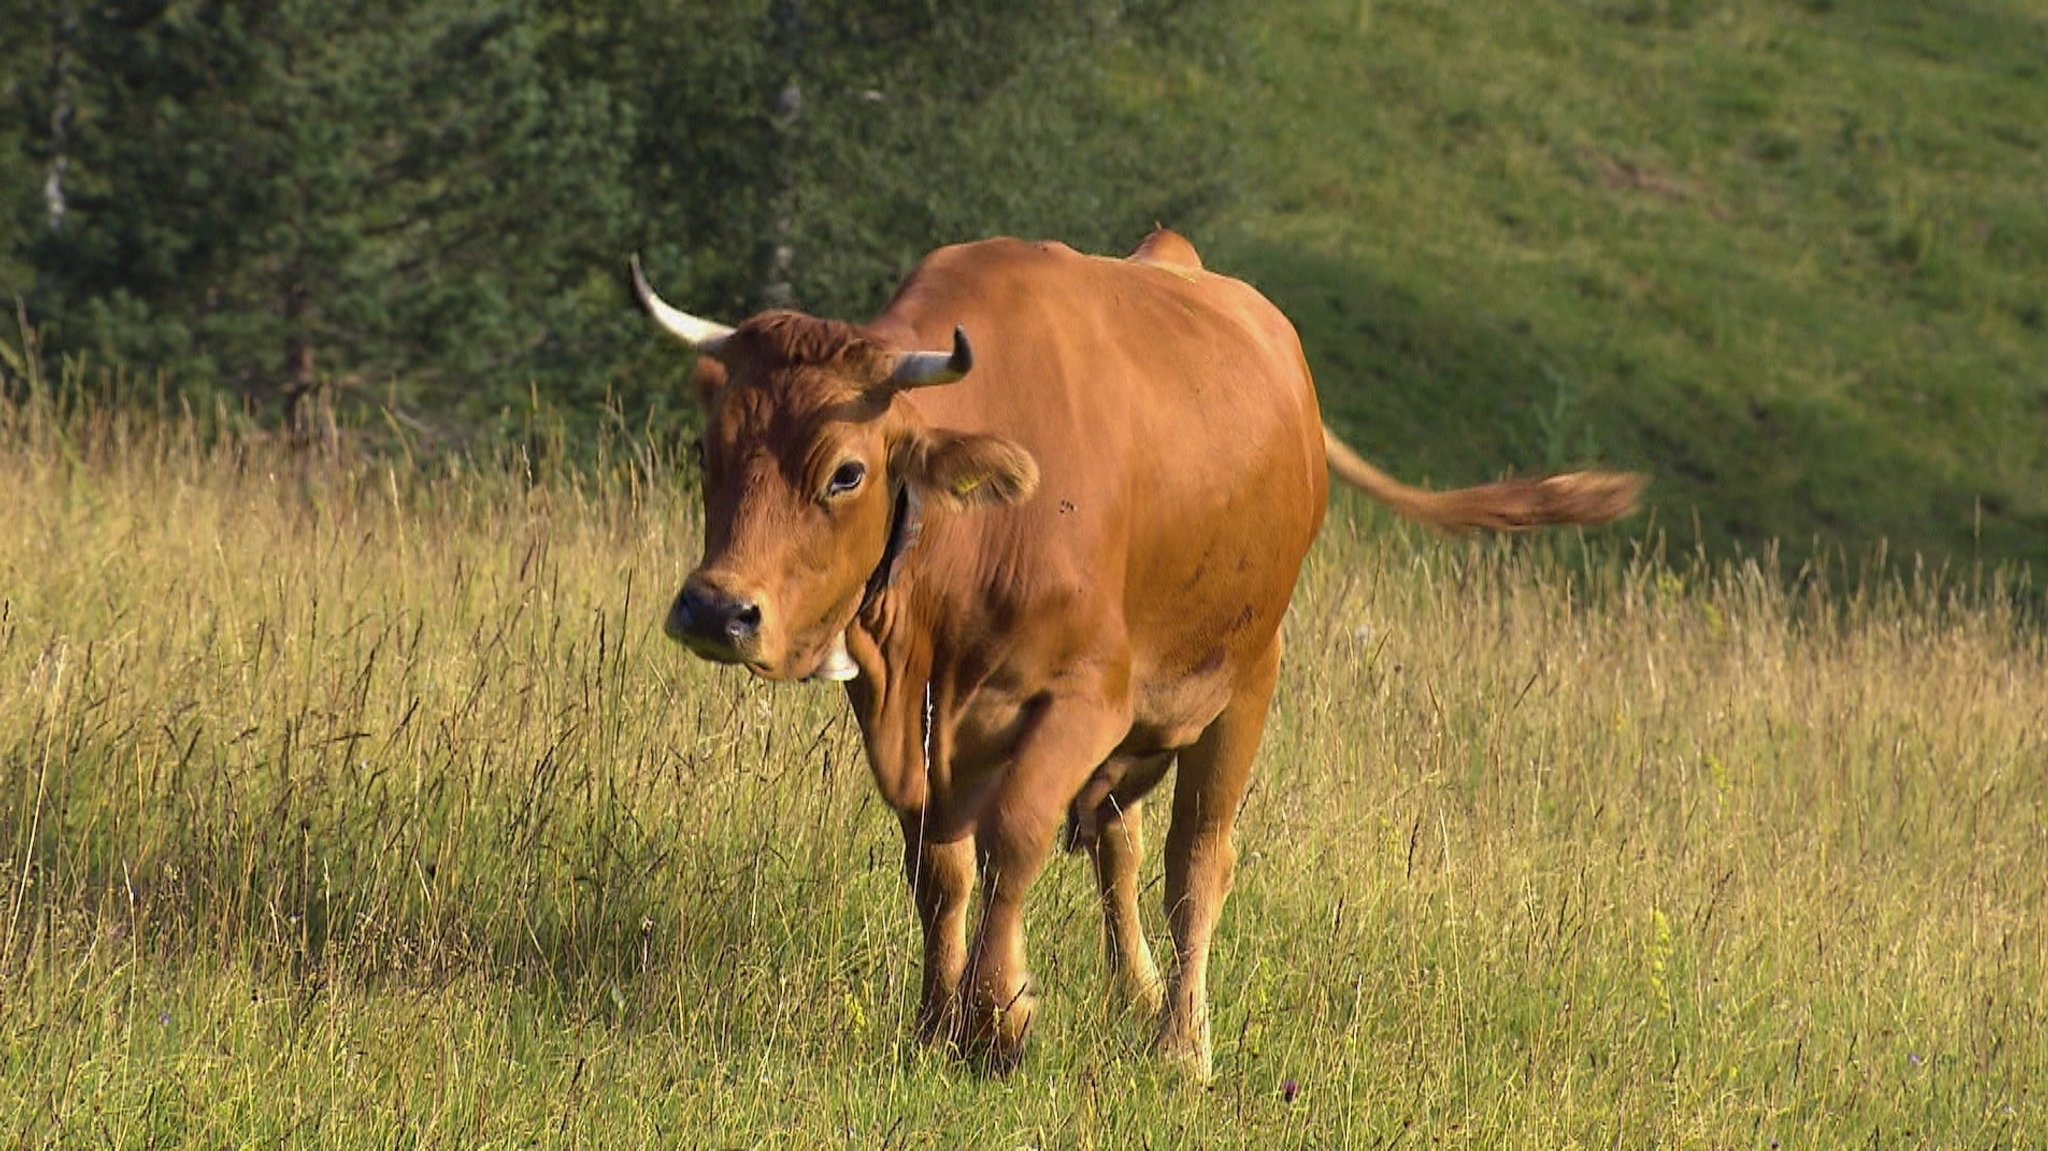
top-left (4, 386), bottom-right (2044, 1147)
top-left (1186, 0), bottom-right (2048, 573)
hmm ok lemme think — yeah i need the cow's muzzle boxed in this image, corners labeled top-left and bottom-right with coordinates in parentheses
top-left (665, 576), bottom-right (762, 662)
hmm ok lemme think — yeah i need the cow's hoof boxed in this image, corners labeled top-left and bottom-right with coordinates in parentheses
top-left (1155, 1020), bottom-right (1213, 1083)
top-left (966, 985), bottom-right (1038, 1075)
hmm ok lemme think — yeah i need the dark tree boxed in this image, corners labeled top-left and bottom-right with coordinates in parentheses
top-left (20, 1), bottom-right (635, 421)
top-left (5, 0), bottom-right (1244, 432)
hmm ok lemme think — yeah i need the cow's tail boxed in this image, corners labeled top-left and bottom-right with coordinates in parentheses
top-left (1323, 425), bottom-right (1645, 532)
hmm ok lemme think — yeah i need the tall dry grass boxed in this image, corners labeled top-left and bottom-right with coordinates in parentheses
top-left (2, 376), bottom-right (2043, 1147)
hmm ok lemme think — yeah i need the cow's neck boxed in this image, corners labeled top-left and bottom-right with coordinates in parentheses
top-left (859, 482), bottom-right (924, 615)
top-left (843, 583), bottom-right (940, 816)
top-left (844, 496), bottom-right (1022, 833)
top-left (841, 483), bottom-right (936, 813)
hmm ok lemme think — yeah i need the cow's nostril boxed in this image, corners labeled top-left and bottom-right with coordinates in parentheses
top-left (727, 601), bottom-right (763, 641)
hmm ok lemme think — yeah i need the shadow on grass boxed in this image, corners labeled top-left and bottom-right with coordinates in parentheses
top-left (0, 733), bottom-right (902, 1039)
top-left (1224, 239), bottom-right (2048, 584)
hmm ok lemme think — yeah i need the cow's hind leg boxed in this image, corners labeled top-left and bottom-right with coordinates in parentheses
top-left (1158, 638), bottom-right (1282, 1079)
top-left (1080, 752), bottom-right (1172, 1018)
top-left (1089, 792), bottom-right (1165, 1018)
top-left (900, 810), bottom-right (975, 1051)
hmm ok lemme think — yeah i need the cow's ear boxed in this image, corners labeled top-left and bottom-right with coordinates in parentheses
top-left (894, 428), bottom-right (1039, 509)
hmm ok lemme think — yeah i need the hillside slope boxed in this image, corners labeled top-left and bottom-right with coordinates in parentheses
top-left (1196, 0), bottom-right (2048, 571)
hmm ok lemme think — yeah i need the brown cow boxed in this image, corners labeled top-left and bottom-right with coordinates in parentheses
top-left (633, 230), bottom-right (1641, 1077)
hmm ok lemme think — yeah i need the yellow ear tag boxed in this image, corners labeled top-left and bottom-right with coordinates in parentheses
top-left (953, 476), bottom-right (982, 498)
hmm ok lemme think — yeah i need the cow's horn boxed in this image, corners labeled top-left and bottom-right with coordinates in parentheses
top-left (887, 326), bottom-right (973, 389)
top-left (629, 255), bottom-right (735, 352)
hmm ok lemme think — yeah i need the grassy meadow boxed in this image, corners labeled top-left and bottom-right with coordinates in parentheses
top-left (2, 382), bottom-right (2044, 1149)
top-left (1200, 0), bottom-right (2048, 572)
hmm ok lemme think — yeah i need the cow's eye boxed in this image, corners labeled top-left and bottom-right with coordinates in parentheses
top-left (826, 460), bottom-right (867, 497)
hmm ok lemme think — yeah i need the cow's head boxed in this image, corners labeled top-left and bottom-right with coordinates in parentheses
top-left (633, 259), bottom-right (1038, 682)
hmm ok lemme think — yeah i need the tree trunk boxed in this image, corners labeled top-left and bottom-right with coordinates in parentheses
top-left (281, 277), bottom-right (335, 455)
top-left (756, 0), bottom-right (801, 310)
top-left (43, 0), bottom-right (77, 235)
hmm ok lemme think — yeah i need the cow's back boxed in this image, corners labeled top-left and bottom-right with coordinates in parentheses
top-left (874, 237), bottom-right (1327, 752)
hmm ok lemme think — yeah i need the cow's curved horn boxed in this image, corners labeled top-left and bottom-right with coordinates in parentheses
top-left (887, 326), bottom-right (973, 390)
top-left (629, 255), bottom-right (735, 352)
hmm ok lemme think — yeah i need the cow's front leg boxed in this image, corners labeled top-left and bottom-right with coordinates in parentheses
top-left (961, 700), bottom-right (1130, 1073)
top-left (963, 801), bottom-right (1057, 1072)
top-left (899, 809), bottom-right (975, 1050)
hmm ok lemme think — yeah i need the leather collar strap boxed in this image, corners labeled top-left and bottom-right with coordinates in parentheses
top-left (860, 482), bottom-right (923, 613)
